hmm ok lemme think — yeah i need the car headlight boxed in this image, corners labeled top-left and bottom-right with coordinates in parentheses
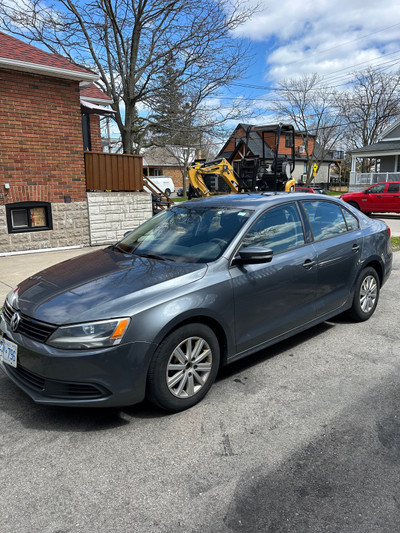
top-left (47, 318), bottom-right (131, 349)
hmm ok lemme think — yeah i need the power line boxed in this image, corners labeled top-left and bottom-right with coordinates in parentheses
top-left (230, 48), bottom-right (400, 96)
top-left (317, 49), bottom-right (400, 85)
top-left (282, 22), bottom-right (400, 67)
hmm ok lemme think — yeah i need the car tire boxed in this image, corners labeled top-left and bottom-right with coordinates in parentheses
top-left (348, 267), bottom-right (380, 322)
top-left (147, 323), bottom-right (220, 412)
top-left (165, 188), bottom-right (171, 196)
top-left (348, 201), bottom-right (360, 210)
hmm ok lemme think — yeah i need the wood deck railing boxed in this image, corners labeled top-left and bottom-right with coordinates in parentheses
top-left (84, 152), bottom-right (143, 191)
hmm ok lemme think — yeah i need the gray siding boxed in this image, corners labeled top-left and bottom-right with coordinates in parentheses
top-left (383, 124), bottom-right (400, 140)
top-left (380, 156), bottom-right (397, 172)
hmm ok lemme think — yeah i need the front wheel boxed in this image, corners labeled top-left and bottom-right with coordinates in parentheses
top-left (348, 201), bottom-right (360, 211)
top-left (147, 323), bottom-right (220, 412)
top-left (164, 188), bottom-right (171, 196)
top-left (348, 267), bottom-right (380, 322)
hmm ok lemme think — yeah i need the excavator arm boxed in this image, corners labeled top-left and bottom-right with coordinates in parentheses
top-left (187, 159), bottom-right (239, 198)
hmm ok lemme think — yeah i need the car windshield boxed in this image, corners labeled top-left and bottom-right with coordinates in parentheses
top-left (117, 205), bottom-right (252, 263)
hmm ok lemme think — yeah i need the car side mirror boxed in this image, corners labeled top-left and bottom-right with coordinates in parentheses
top-left (234, 246), bottom-right (274, 265)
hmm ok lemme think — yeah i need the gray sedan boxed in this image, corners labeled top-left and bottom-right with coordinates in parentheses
top-left (0, 194), bottom-right (393, 411)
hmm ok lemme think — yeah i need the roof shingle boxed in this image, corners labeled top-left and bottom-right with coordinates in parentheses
top-left (80, 83), bottom-right (112, 102)
top-left (0, 31), bottom-right (93, 75)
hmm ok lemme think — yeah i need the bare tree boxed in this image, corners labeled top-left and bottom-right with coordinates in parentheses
top-left (338, 67), bottom-right (400, 171)
top-left (272, 74), bottom-right (343, 184)
top-left (1, 0), bottom-right (254, 154)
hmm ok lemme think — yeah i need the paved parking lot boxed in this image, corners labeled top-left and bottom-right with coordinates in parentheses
top-left (1, 252), bottom-right (399, 532)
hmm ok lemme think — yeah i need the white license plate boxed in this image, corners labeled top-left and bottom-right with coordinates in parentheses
top-left (0, 337), bottom-right (18, 368)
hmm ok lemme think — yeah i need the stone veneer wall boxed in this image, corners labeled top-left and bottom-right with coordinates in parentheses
top-left (87, 192), bottom-right (153, 245)
top-left (0, 202), bottom-right (90, 254)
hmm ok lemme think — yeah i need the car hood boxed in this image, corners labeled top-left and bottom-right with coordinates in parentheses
top-left (11, 248), bottom-right (207, 325)
top-left (341, 191), bottom-right (361, 198)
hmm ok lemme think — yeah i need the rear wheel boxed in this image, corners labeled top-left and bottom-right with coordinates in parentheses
top-left (147, 323), bottom-right (220, 412)
top-left (164, 188), bottom-right (171, 196)
top-left (348, 267), bottom-right (380, 322)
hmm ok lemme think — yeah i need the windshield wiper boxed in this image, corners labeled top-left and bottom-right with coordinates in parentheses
top-left (110, 243), bottom-right (131, 254)
top-left (134, 252), bottom-right (175, 262)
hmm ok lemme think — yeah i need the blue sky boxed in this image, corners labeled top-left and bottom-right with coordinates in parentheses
top-left (221, 0), bottom-right (400, 106)
top-left (99, 0), bottom-right (400, 139)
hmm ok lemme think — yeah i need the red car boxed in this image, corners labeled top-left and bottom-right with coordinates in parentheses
top-left (295, 186), bottom-right (327, 194)
top-left (295, 186), bottom-right (316, 193)
top-left (341, 182), bottom-right (400, 214)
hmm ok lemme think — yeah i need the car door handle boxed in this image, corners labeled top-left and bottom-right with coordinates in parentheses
top-left (352, 244), bottom-right (360, 253)
top-left (376, 195), bottom-right (382, 198)
top-left (302, 259), bottom-right (315, 270)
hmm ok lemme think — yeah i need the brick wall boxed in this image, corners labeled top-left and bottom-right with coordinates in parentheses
top-left (0, 69), bottom-right (87, 204)
top-left (89, 114), bottom-right (102, 152)
top-left (166, 168), bottom-right (184, 189)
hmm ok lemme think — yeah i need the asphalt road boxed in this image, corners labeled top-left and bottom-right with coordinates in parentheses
top-left (1, 254), bottom-right (400, 533)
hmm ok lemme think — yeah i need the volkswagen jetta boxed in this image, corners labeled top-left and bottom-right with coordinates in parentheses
top-left (0, 194), bottom-right (393, 411)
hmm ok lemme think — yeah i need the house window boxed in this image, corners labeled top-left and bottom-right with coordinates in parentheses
top-left (285, 134), bottom-right (293, 148)
top-left (148, 168), bottom-right (163, 177)
top-left (6, 202), bottom-right (52, 234)
top-left (82, 113), bottom-right (92, 151)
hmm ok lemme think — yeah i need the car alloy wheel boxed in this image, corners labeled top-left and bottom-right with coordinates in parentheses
top-left (349, 267), bottom-right (380, 322)
top-left (147, 323), bottom-right (220, 412)
top-left (359, 274), bottom-right (378, 314)
top-left (166, 336), bottom-right (212, 398)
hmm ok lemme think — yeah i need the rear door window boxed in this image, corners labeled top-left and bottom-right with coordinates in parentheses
top-left (341, 208), bottom-right (359, 231)
top-left (387, 183), bottom-right (399, 193)
top-left (302, 201), bottom-right (348, 241)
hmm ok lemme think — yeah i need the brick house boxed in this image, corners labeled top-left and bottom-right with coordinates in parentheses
top-left (0, 32), bottom-right (118, 254)
top-left (218, 123), bottom-right (336, 186)
top-left (143, 145), bottom-right (195, 190)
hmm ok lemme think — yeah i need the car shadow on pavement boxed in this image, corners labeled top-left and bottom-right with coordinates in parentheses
top-left (0, 320), bottom-right (338, 431)
top-left (217, 320), bottom-right (336, 381)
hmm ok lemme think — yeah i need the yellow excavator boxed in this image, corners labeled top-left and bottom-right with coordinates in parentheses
top-left (188, 123), bottom-right (296, 198)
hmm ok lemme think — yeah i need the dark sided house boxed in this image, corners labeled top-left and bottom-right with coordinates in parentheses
top-left (218, 123), bottom-right (338, 186)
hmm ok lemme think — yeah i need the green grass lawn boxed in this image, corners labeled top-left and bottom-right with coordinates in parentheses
top-left (326, 190), bottom-right (346, 196)
top-left (391, 237), bottom-right (400, 252)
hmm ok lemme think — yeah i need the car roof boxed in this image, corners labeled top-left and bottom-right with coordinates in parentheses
top-left (178, 193), bottom-right (335, 211)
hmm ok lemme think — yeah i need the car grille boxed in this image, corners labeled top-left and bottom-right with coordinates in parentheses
top-left (5, 364), bottom-right (110, 400)
top-left (2, 300), bottom-right (56, 343)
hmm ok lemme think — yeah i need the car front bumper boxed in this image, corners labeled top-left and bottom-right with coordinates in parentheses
top-left (0, 315), bottom-right (156, 407)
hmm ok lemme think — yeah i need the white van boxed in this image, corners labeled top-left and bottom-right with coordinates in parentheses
top-left (144, 176), bottom-right (175, 196)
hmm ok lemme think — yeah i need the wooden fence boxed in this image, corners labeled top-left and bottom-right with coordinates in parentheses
top-left (84, 152), bottom-right (143, 191)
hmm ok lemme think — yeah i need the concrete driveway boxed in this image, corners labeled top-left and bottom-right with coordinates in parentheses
top-left (0, 252), bottom-right (399, 532)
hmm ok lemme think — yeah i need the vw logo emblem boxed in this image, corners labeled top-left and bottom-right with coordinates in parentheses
top-left (10, 312), bottom-right (21, 333)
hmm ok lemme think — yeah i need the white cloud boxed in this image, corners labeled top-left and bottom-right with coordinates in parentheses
top-left (233, 0), bottom-right (400, 83)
